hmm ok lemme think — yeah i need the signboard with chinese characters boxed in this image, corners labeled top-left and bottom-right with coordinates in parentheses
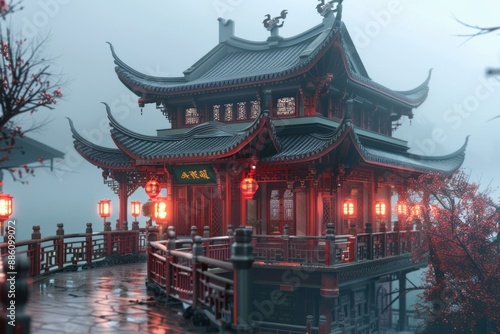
top-left (172, 165), bottom-right (216, 184)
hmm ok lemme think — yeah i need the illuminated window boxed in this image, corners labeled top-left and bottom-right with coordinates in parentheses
top-left (224, 103), bottom-right (234, 121)
top-left (276, 97), bottom-right (295, 116)
top-left (250, 101), bottom-right (260, 119)
top-left (213, 105), bottom-right (220, 121)
top-left (237, 102), bottom-right (247, 120)
top-left (185, 108), bottom-right (199, 125)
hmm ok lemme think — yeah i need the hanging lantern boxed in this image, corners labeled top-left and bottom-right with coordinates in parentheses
top-left (411, 204), bottom-right (422, 218)
top-left (375, 201), bottom-right (386, 217)
top-left (397, 201), bottom-right (407, 216)
top-left (0, 192), bottom-right (13, 221)
top-left (131, 200), bottom-right (142, 219)
top-left (144, 180), bottom-right (161, 200)
top-left (240, 177), bottom-right (259, 200)
top-left (153, 196), bottom-right (168, 224)
top-left (98, 199), bottom-right (111, 218)
top-left (343, 199), bottom-right (355, 217)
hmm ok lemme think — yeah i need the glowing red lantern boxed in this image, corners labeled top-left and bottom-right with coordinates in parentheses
top-left (240, 177), bottom-right (259, 200)
top-left (131, 200), bottom-right (141, 219)
top-left (0, 192), bottom-right (13, 221)
top-left (153, 196), bottom-right (168, 224)
top-left (343, 199), bottom-right (355, 217)
top-left (98, 199), bottom-right (111, 218)
top-left (397, 201), bottom-right (407, 216)
top-left (375, 201), bottom-right (386, 217)
top-left (145, 180), bottom-right (161, 200)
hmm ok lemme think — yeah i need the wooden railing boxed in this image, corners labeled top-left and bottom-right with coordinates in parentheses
top-left (147, 224), bottom-right (424, 332)
top-left (0, 223), bottom-right (150, 278)
top-left (252, 225), bottom-right (423, 265)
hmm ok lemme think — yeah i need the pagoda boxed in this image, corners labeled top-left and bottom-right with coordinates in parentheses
top-left (69, 2), bottom-right (467, 331)
top-left (69, 2), bottom-right (465, 236)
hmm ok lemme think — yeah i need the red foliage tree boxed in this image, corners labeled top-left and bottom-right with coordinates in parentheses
top-left (406, 171), bottom-right (500, 333)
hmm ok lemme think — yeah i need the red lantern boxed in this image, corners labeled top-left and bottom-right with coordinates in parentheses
top-left (131, 200), bottom-right (141, 219)
top-left (240, 177), bottom-right (259, 200)
top-left (375, 201), bottom-right (386, 217)
top-left (0, 192), bottom-right (13, 221)
top-left (98, 199), bottom-right (111, 218)
top-left (153, 196), bottom-right (168, 224)
top-left (145, 180), bottom-right (161, 200)
top-left (343, 199), bottom-right (355, 217)
top-left (397, 201), bottom-right (407, 216)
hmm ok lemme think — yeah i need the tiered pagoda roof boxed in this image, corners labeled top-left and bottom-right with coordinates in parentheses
top-left (69, 104), bottom-right (466, 175)
top-left (110, 13), bottom-right (430, 109)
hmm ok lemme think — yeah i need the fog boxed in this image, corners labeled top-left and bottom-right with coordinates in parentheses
top-left (4, 0), bottom-right (500, 241)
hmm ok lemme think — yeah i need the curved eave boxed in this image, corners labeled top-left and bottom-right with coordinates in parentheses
top-left (354, 133), bottom-right (468, 175)
top-left (67, 118), bottom-right (135, 170)
top-left (110, 22), bottom-right (339, 98)
top-left (338, 24), bottom-right (430, 108)
top-left (107, 105), bottom-right (281, 163)
top-left (263, 113), bottom-right (354, 163)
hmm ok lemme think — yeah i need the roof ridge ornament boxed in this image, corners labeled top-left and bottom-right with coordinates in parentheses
top-left (317, 0), bottom-right (343, 20)
top-left (263, 9), bottom-right (288, 38)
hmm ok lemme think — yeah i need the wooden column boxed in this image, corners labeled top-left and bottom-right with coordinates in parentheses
top-left (320, 273), bottom-right (339, 334)
top-left (260, 182), bottom-right (268, 235)
top-left (118, 181), bottom-right (128, 231)
top-left (307, 181), bottom-right (317, 236)
top-left (225, 170), bottom-right (232, 230)
top-left (397, 271), bottom-right (408, 331)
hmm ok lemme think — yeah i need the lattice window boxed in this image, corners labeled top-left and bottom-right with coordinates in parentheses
top-left (185, 108), bottom-right (199, 125)
top-left (213, 105), bottom-right (220, 121)
top-left (283, 189), bottom-right (294, 221)
top-left (224, 103), bottom-right (234, 121)
top-left (250, 100), bottom-right (260, 119)
top-left (322, 197), bottom-right (333, 234)
top-left (270, 190), bottom-right (280, 221)
top-left (237, 102), bottom-right (247, 120)
top-left (276, 97), bottom-right (296, 116)
top-left (211, 198), bottom-right (223, 236)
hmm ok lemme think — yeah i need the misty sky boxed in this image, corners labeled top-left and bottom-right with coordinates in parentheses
top-left (4, 0), bottom-right (500, 240)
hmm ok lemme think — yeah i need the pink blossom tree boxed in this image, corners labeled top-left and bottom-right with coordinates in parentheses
top-left (0, 0), bottom-right (64, 181)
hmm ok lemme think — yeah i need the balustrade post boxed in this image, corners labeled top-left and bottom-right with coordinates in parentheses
top-left (86, 223), bottom-right (93, 265)
top-left (2, 225), bottom-right (9, 256)
top-left (380, 221), bottom-right (387, 258)
top-left (104, 221), bottom-right (111, 232)
top-left (365, 222), bottom-right (373, 260)
top-left (132, 221), bottom-right (139, 231)
top-left (318, 315), bottom-right (327, 334)
top-left (282, 224), bottom-right (289, 262)
top-left (306, 315), bottom-right (314, 334)
top-left (1, 256), bottom-right (31, 334)
top-left (348, 222), bottom-right (357, 236)
top-left (105, 229), bottom-right (113, 256)
top-left (393, 221), bottom-right (400, 255)
top-left (347, 236), bottom-right (357, 263)
top-left (123, 221), bottom-right (128, 231)
top-left (165, 230), bottom-right (176, 297)
top-left (190, 225), bottom-right (197, 241)
top-left (325, 223), bottom-right (335, 266)
top-left (29, 226), bottom-right (41, 276)
top-left (202, 226), bottom-right (210, 256)
top-left (56, 223), bottom-right (64, 269)
top-left (231, 228), bottom-right (254, 332)
top-left (227, 224), bottom-right (234, 237)
top-left (192, 236), bottom-right (203, 309)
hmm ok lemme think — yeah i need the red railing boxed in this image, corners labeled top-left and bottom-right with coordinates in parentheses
top-left (252, 229), bottom-right (422, 265)
top-left (0, 223), bottom-right (150, 277)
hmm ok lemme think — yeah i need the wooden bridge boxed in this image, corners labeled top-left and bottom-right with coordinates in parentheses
top-left (0, 222), bottom-right (425, 333)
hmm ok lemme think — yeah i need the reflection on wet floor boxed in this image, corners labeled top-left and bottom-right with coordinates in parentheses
top-left (28, 262), bottom-right (208, 334)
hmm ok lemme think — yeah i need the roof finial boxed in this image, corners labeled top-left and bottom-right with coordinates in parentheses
top-left (263, 10), bottom-right (288, 36)
top-left (316, 0), bottom-right (343, 19)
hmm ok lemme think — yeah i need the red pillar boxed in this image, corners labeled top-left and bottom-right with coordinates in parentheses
top-left (118, 181), bottom-right (128, 231)
top-left (307, 182), bottom-right (317, 236)
top-left (320, 273), bottom-right (339, 334)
